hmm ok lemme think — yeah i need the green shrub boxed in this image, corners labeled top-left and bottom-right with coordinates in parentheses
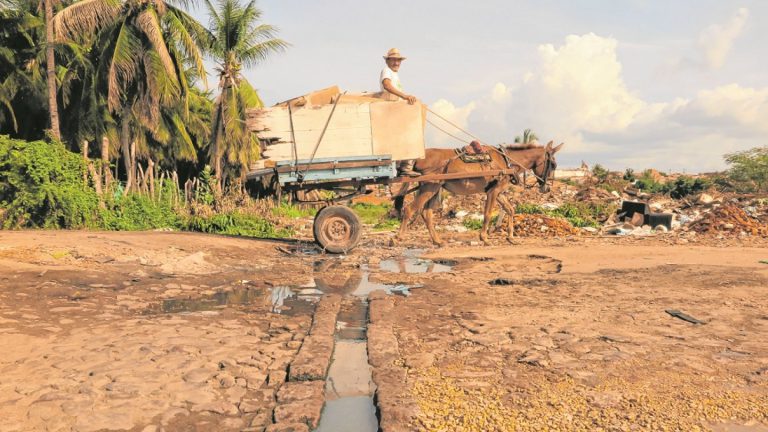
top-left (351, 202), bottom-right (399, 229)
top-left (665, 176), bottom-right (710, 199)
top-left (98, 192), bottom-right (181, 231)
top-left (724, 147), bottom-right (768, 193)
top-left (272, 201), bottom-right (317, 218)
top-left (0, 136), bottom-right (99, 228)
top-left (462, 218), bottom-right (484, 230)
top-left (592, 164), bottom-right (610, 183)
top-left (514, 201), bottom-right (614, 228)
top-left (185, 211), bottom-right (291, 238)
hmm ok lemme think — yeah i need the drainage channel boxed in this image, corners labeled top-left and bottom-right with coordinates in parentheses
top-left (314, 250), bottom-right (455, 431)
top-left (315, 296), bottom-right (377, 432)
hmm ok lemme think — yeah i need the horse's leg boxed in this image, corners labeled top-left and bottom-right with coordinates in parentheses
top-left (480, 179), bottom-right (510, 245)
top-left (496, 193), bottom-right (517, 242)
top-left (391, 183), bottom-right (409, 218)
top-left (422, 191), bottom-right (444, 247)
top-left (396, 183), bottom-right (441, 243)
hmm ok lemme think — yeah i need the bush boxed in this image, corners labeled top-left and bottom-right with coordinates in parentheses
top-left (351, 202), bottom-right (399, 229)
top-left (592, 164), bottom-right (610, 183)
top-left (516, 201), bottom-right (615, 228)
top-left (724, 147), bottom-right (768, 193)
top-left (665, 176), bottom-right (710, 199)
top-left (0, 136), bottom-right (99, 228)
top-left (185, 211), bottom-right (291, 238)
top-left (98, 192), bottom-right (181, 231)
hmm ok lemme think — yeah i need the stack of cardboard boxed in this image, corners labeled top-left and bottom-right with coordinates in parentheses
top-left (246, 86), bottom-right (426, 168)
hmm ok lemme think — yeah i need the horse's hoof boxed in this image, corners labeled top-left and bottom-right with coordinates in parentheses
top-left (433, 241), bottom-right (446, 248)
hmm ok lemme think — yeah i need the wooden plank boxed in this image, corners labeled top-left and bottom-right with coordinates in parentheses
top-left (370, 101), bottom-right (426, 160)
top-left (274, 86), bottom-right (341, 107)
top-left (248, 104), bottom-right (371, 133)
top-left (274, 160), bottom-right (392, 173)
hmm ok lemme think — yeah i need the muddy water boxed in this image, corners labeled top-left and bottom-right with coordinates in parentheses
top-left (316, 298), bottom-right (378, 432)
top-left (315, 250), bottom-right (455, 431)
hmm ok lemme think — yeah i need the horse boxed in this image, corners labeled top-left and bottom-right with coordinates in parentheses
top-left (394, 141), bottom-right (563, 246)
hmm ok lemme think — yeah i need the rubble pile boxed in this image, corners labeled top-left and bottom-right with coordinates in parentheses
top-left (688, 204), bottom-right (768, 237)
top-left (507, 214), bottom-right (581, 237)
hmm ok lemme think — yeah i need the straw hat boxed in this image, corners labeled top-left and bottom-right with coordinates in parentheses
top-left (383, 48), bottom-right (407, 60)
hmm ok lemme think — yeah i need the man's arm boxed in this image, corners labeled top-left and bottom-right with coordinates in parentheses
top-left (382, 78), bottom-right (417, 104)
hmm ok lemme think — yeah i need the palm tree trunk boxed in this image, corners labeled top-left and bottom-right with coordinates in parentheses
top-left (120, 111), bottom-right (134, 193)
top-left (44, 0), bottom-right (61, 140)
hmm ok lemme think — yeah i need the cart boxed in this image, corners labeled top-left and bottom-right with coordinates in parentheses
top-left (246, 86), bottom-right (520, 253)
top-left (246, 155), bottom-right (520, 253)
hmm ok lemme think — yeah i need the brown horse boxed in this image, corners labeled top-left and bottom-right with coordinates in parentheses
top-left (395, 141), bottom-right (563, 246)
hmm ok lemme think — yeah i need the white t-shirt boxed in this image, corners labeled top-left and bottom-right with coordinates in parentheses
top-left (380, 67), bottom-right (403, 94)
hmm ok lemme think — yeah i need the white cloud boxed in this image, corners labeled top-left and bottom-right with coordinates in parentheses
top-left (425, 98), bottom-right (476, 147)
top-left (698, 8), bottom-right (749, 69)
top-left (690, 84), bottom-right (768, 131)
top-left (431, 33), bottom-right (768, 171)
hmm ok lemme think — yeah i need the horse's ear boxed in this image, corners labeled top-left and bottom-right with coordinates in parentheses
top-left (545, 140), bottom-right (554, 150)
top-left (552, 142), bottom-right (564, 154)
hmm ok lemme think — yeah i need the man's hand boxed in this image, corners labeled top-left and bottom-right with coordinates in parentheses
top-left (405, 95), bottom-right (417, 104)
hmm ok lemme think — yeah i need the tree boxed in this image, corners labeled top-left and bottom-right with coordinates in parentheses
top-left (514, 128), bottom-right (538, 144)
top-left (724, 146), bottom-right (768, 193)
top-left (53, 0), bottom-right (210, 191)
top-left (205, 0), bottom-right (287, 186)
top-left (43, 0), bottom-right (60, 139)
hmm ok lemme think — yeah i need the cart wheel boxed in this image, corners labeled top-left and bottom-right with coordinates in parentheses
top-left (313, 205), bottom-right (362, 253)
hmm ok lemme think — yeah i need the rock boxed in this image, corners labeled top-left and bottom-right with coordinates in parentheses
top-left (265, 424), bottom-right (309, 432)
top-left (288, 335), bottom-right (333, 381)
top-left (273, 398), bottom-right (323, 429)
top-left (193, 400), bottom-right (239, 416)
top-left (267, 370), bottom-right (287, 387)
top-left (698, 193), bottom-right (714, 204)
top-left (276, 381), bottom-right (325, 403)
top-left (216, 372), bottom-right (236, 388)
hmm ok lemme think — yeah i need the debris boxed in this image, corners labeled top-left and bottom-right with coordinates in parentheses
top-left (697, 193), bottom-right (714, 205)
top-left (647, 212), bottom-right (673, 230)
top-left (759, 260), bottom-right (768, 265)
top-left (689, 205), bottom-right (768, 237)
top-left (665, 309), bottom-right (705, 325)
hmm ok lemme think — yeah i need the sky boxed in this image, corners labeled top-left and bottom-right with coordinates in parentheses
top-left (192, 1), bottom-right (768, 172)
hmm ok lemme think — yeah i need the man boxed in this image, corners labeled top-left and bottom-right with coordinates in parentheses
top-left (380, 48), bottom-right (419, 176)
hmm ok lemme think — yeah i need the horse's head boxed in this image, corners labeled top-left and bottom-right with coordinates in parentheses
top-left (532, 141), bottom-right (564, 193)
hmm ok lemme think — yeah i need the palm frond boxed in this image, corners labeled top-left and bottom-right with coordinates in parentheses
top-left (136, 8), bottom-right (178, 85)
top-left (107, 22), bottom-right (141, 111)
top-left (163, 9), bottom-right (209, 88)
top-left (53, 0), bottom-right (121, 41)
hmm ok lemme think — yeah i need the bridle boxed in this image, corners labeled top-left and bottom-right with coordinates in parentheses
top-left (495, 145), bottom-right (555, 190)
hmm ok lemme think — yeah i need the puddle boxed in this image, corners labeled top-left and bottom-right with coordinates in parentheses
top-left (316, 288), bottom-right (378, 431)
top-left (352, 268), bottom-right (415, 297)
top-left (145, 285), bottom-right (320, 316)
top-left (378, 249), bottom-right (455, 274)
top-left (269, 286), bottom-right (321, 316)
top-left (146, 287), bottom-right (265, 314)
top-left (315, 396), bottom-right (378, 432)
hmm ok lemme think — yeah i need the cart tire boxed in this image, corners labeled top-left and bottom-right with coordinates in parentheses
top-left (313, 205), bottom-right (362, 253)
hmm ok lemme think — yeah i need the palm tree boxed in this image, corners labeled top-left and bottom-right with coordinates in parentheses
top-left (43, 0), bottom-right (60, 139)
top-left (514, 128), bottom-right (538, 144)
top-left (53, 0), bottom-right (210, 191)
top-left (205, 0), bottom-right (287, 186)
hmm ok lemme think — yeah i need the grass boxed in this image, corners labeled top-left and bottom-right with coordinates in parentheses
top-left (271, 202), bottom-right (317, 219)
top-left (351, 203), bottom-right (400, 230)
top-left (516, 202), bottom-right (616, 228)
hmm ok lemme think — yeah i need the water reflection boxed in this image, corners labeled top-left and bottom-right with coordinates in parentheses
top-left (156, 287), bottom-right (264, 313)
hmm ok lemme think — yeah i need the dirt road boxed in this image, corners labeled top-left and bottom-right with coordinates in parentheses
top-left (1, 230), bottom-right (766, 431)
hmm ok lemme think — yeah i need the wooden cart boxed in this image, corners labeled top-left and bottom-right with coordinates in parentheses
top-left (247, 86), bottom-right (519, 252)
